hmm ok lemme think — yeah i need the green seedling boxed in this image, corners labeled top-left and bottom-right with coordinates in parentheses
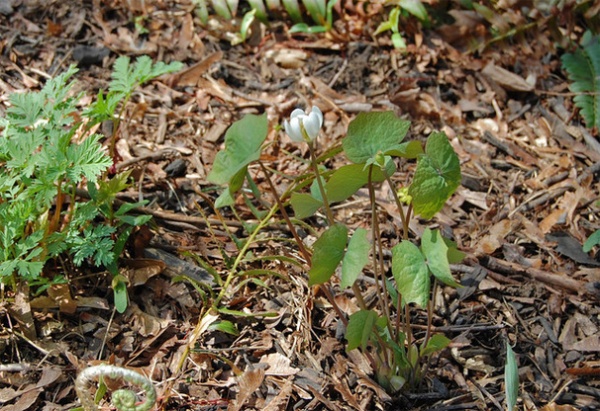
top-left (374, 0), bottom-right (430, 49)
top-left (505, 341), bottom-right (519, 411)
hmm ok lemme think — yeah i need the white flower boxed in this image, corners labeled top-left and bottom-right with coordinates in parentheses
top-left (283, 106), bottom-right (323, 143)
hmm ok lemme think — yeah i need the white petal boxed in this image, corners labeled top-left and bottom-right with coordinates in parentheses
top-left (303, 116), bottom-right (320, 141)
top-left (289, 108), bottom-right (306, 119)
top-left (285, 117), bottom-right (304, 142)
top-left (311, 106), bottom-right (323, 128)
top-left (302, 107), bottom-right (323, 141)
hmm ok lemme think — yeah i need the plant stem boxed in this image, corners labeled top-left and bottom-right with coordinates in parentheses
top-left (215, 202), bottom-right (279, 306)
top-left (259, 162), bottom-right (312, 265)
top-left (384, 173), bottom-right (409, 240)
top-left (367, 166), bottom-right (392, 336)
top-left (308, 142), bottom-right (335, 226)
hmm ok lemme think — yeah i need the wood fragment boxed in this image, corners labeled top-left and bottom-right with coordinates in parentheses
top-left (480, 256), bottom-right (584, 294)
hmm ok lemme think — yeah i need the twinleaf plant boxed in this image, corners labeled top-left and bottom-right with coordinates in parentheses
top-left (0, 56), bottom-right (182, 312)
top-left (208, 107), bottom-right (462, 392)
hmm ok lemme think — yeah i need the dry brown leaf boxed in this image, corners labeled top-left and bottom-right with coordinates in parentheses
top-left (8, 283), bottom-right (36, 340)
top-left (166, 51), bottom-right (223, 87)
top-left (261, 377), bottom-right (293, 411)
top-left (474, 219), bottom-right (512, 256)
top-left (540, 403), bottom-right (581, 411)
top-left (265, 49), bottom-right (308, 69)
top-left (229, 368), bottom-right (265, 411)
top-left (482, 62), bottom-right (533, 92)
top-left (47, 283), bottom-right (77, 314)
top-left (129, 304), bottom-right (170, 337)
top-left (2, 388), bottom-right (42, 411)
top-left (121, 258), bottom-right (165, 287)
top-left (259, 353), bottom-right (299, 377)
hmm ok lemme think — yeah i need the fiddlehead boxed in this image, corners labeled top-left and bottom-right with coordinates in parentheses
top-left (75, 364), bottom-right (157, 411)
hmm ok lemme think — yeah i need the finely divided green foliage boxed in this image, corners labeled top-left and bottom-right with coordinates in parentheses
top-left (562, 31), bottom-right (600, 130)
top-left (0, 57), bottom-right (180, 312)
top-left (409, 131), bottom-right (461, 219)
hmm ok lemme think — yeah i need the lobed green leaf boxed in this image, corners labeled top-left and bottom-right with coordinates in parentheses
top-left (343, 112), bottom-right (411, 164)
top-left (408, 131), bottom-right (460, 219)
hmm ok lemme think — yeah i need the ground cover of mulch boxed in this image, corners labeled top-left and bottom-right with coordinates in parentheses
top-left (1, 1), bottom-right (599, 410)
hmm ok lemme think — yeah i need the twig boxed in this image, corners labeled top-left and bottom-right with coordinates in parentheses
top-left (480, 255), bottom-right (583, 294)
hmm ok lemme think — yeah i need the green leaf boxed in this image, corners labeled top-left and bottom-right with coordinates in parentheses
top-left (561, 31), bottom-right (600, 130)
top-left (308, 223), bottom-right (348, 286)
top-left (113, 277), bottom-right (129, 314)
top-left (207, 114), bottom-right (268, 185)
top-left (408, 131), bottom-right (461, 219)
top-left (208, 320), bottom-right (240, 336)
top-left (399, 0), bottom-right (429, 23)
top-left (583, 229), bottom-right (600, 252)
top-left (289, 23), bottom-right (327, 34)
top-left (420, 334), bottom-right (451, 357)
top-left (505, 342), bottom-right (519, 411)
top-left (346, 309), bottom-right (378, 351)
top-left (444, 237), bottom-right (466, 264)
top-left (421, 228), bottom-right (460, 287)
top-left (384, 140), bottom-right (423, 159)
top-left (392, 240), bottom-right (430, 307)
top-left (325, 161), bottom-right (396, 204)
top-left (341, 228), bottom-right (370, 289)
top-left (303, 0), bottom-right (326, 25)
top-left (290, 192), bottom-right (323, 219)
top-left (343, 112), bottom-right (411, 164)
top-left (281, 0), bottom-right (303, 23)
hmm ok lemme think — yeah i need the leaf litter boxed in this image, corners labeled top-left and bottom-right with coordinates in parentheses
top-left (1, 1), bottom-right (600, 410)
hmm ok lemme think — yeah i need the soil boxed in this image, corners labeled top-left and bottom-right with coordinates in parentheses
top-left (1, 1), bottom-right (600, 410)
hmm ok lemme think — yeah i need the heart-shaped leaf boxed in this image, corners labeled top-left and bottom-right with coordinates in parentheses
top-left (341, 228), bottom-right (370, 289)
top-left (392, 240), bottom-right (430, 307)
top-left (343, 112), bottom-right (411, 164)
top-left (207, 114), bottom-right (268, 185)
top-left (409, 131), bottom-right (460, 219)
top-left (308, 223), bottom-right (348, 286)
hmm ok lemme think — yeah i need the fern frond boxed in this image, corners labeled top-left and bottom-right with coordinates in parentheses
top-left (561, 31), bottom-right (600, 130)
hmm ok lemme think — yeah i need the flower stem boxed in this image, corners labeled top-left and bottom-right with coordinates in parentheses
top-left (308, 142), bottom-right (335, 226)
top-left (259, 161), bottom-right (312, 265)
top-left (384, 173), bottom-right (409, 240)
